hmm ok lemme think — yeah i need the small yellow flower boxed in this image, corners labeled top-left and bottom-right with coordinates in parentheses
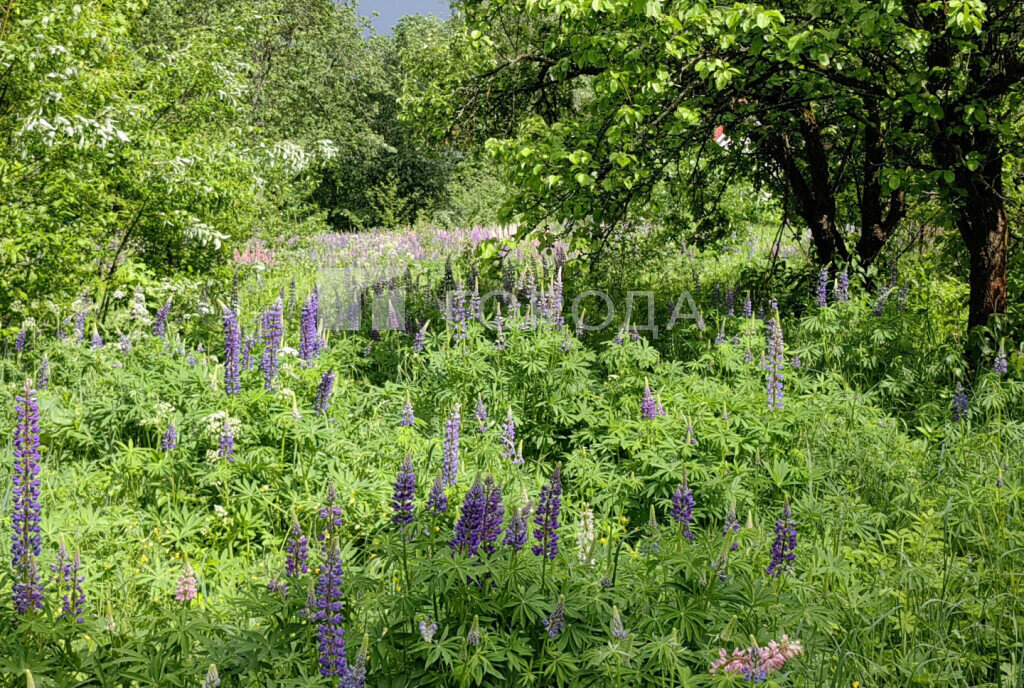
top-left (853, 683), bottom-right (860, 688)
top-left (599, 537), bottom-right (607, 544)
top-left (140, 555), bottom-right (148, 563)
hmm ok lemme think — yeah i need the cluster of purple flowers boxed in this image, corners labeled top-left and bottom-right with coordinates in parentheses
top-left (285, 517), bottom-right (309, 578)
top-left (299, 290), bottom-right (321, 365)
top-left (532, 464), bottom-right (562, 560)
top-left (451, 477), bottom-right (503, 557)
top-left (816, 267), bottom-right (829, 306)
top-left (763, 316), bottom-right (785, 411)
top-left (154, 297), bottom-right (172, 338)
top-left (162, 420), bottom-right (177, 452)
top-left (51, 541), bottom-right (86, 623)
top-left (314, 369), bottom-right (336, 416)
top-left (952, 383), bottom-right (969, 422)
top-left (502, 409), bottom-right (521, 466)
top-left (994, 345), bottom-right (1008, 375)
top-left (15, 328), bottom-right (26, 353)
top-left (426, 472), bottom-right (448, 515)
top-left (12, 381), bottom-right (44, 615)
top-left (543, 595), bottom-right (566, 638)
top-left (175, 563), bottom-right (197, 603)
top-left (441, 406), bottom-right (461, 486)
top-left (503, 505), bottom-right (528, 552)
top-left (766, 501), bottom-right (797, 577)
top-left (400, 398), bottom-right (415, 427)
top-left (836, 269), bottom-right (850, 301)
top-left (671, 479), bottom-right (695, 541)
top-left (218, 418), bottom-right (234, 462)
top-left (261, 298), bottom-right (284, 390)
top-left (312, 544), bottom-right (347, 679)
top-left (641, 381), bottom-right (658, 420)
top-left (392, 456), bottom-right (417, 527)
top-left (38, 355), bottom-right (49, 391)
top-left (222, 307), bottom-right (241, 395)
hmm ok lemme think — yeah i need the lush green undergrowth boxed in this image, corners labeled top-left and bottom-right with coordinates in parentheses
top-left (1, 231), bottom-right (1022, 688)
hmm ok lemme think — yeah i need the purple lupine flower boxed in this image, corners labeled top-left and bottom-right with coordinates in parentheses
top-left (312, 544), bottom-right (347, 679)
top-left (74, 310), bottom-right (87, 345)
top-left (222, 307), bottom-right (241, 395)
top-left (502, 408), bottom-right (521, 466)
top-left (543, 595), bottom-right (565, 638)
top-left (318, 483), bottom-right (344, 549)
top-left (12, 381), bottom-right (44, 615)
top-left (162, 421), bottom-right (177, 451)
top-left (475, 395), bottom-right (488, 433)
top-left (686, 423), bottom-right (697, 445)
top-left (286, 517), bottom-right (309, 577)
top-left (342, 634), bottom-right (368, 688)
top-left (872, 289), bottom-right (890, 316)
top-left (218, 417), bottom-right (234, 462)
top-left (451, 478), bottom-right (487, 556)
top-left (743, 294), bottom-right (753, 318)
top-left (241, 335), bottom-right (256, 371)
top-left (532, 463), bottom-right (562, 559)
top-left (400, 398), bottom-right (415, 427)
top-left (994, 345), bottom-right (1008, 375)
top-left (175, 563), bottom-right (197, 602)
top-left (120, 333), bottom-right (132, 354)
top-left (766, 501), bottom-right (797, 577)
top-left (791, 355), bottom-right (802, 369)
top-left (504, 505), bottom-right (528, 552)
top-left (816, 266), bottom-right (829, 306)
top-left (612, 331), bottom-right (624, 346)
top-left (723, 506), bottom-right (740, 550)
top-left (413, 322), bottom-right (427, 352)
top-left (426, 471), bottom-right (448, 515)
top-left (261, 298), bottom-right (284, 390)
top-left (671, 479), bottom-right (695, 541)
top-left (481, 476), bottom-right (505, 554)
top-left (153, 297), bottom-right (172, 338)
top-left (611, 606), bottom-right (628, 639)
top-left (314, 369), bottom-right (335, 416)
top-left (419, 617), bottom-right (438, 642)
top-left (450, 289), bottom-right (468, 341)
top-left (202, 665), bottom-right (220, 688)
top-left (299, 290), bottom-right (321, 365)
top-left (91, 328), bottom-right (103, 349)
top-left (836, 269), bottom-right (850, 302)
top-left (641, 381), bottom-right (658, 420)
top-left (37, 355), bottom-right (50, 391)
top-left (952, 383), bottom-right (969, 422)
top-left (14, 328), bottom-right (26, 352)
top-left (51, 542), bottom-right (86, 623)
top-left (725, 288), bottom-right (736, 316)
top-left (715, 323), bottom-right (726, 345)
top-left (763, 317), bottom-right (784, 411)
top-left (392, 456), bottom-right (417, 527)
top-left (441, 405), bottom-right (461, 486)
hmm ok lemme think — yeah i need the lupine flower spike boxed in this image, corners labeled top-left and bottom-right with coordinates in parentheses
top-left (222, 306), bottom-right (241, 395)
top-left (175, 563), bottom-right (197, 603)
top-left (286, 517), bottom-right (309, 578)
top-left (202, 665), bottom-right (220, 688)
top-left (162, 420), bottom-right (177, 452)
top-left (441, 405), bottom-right (461, 486)
top-left (766, 501), bottom-right (797, 577)
top-left (400, 396), bottom-right (415, 427)
top-left (723, 505), bottom-right (740, 550)
top-left (312, 543), bottom-right (347, 679)
top-left (12, 381), bottom-right (44, 615)
top-left (426, 471), bottom-right (448, 515)
top-left (543, 595), bottom-right (566, 638)
top-left (504, 505), bottom-right (528, 552)
top-left (475, 395), bottom-right (488, 433)
top-left (994, 344), bottom-right (1008, 376)
top-left (952, 383), bottom-right (969, 422)
top-left (611, 606), bottom-right (628, 639)
top-left (671, 477), bottom-right (695, 541)
top-left (641, 379), bottom-right (657, 420)
top-left (314, 369), bottom-right (335, 416)
top-left (392, 456), bottom-right (416, 527)
top-left (532, 463), bottom-right (562, 559)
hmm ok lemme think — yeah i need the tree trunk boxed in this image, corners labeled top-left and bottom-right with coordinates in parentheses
top-left (855, 100), bottom-right (906, 268)
top-left (958, 165), bottom-right (1008, 331)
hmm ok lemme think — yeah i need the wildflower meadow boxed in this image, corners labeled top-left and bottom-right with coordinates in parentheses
top-left (1, 1), bottom-right (1023, 688)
